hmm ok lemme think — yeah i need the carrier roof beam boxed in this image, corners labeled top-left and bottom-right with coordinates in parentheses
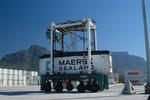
top-left (50, 22), bottom-right (55, 75)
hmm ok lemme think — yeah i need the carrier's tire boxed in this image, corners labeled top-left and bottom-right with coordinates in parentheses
top-left (55, 81), bottom-right (63, 92)
top-left (91, 81), bottom-right (99, 92)
top-left (46, 81), bottom-right (51, 92)
top-left (66, 81), bottom-right (73, 91)
top-left (43, 83), bottom-right (47, 92)
top-left (86, 81), bottom-right (92, 91)
top-left (77, 81), bottom-right (86, 92)
top-left (44, 81), bottom-right (51, 92)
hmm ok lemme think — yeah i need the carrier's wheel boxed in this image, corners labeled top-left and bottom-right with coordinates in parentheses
top-left (91, 81), bottom-right (99, 92)
top-left (46, 81), bottom-right (52, 92)
top-left (55, 81), bottom-right (63, 92)
top-left (66, 81), bottom-right (73, 91)
top-left (44, 81), bottom-right (51, 92)
top-left (77, 81), bottom-right (86, 92)
top-left (43, 82), bottom-right (47, 92)
top-left (86, 81), bottom-right (92, 91)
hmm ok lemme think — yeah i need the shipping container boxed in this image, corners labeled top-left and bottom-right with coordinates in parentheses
top-left (8, 74), bottom-right (13, 80)
top-left (124, 71), bottom-right (144, 85)
top-left (18, 76), bottom-right (23, 81)
top-left (0, 74), bottom-right (2, 80)
top-left (12, 80), bottom-right (18, 85)
top-left (33, 76), bottom-right (40, 81)
top-left (22, 75), bottom-right (26, 80)
top-left (39, 53), bottom-right (112, 75)
top-left (8, 80), bottom-right (13, 85)
top-left (2, 74), bottom-right (8, 80)
top-left (29, 81), bottom-right (39, 85)
top-left (0, 68), bottom-right (38, 86)
top-left (124, 76), bottom-right (144, 85)
top-left (13, 75), bottom-right (18, 81)
top-left (13, 70), bottom-right (18, 75)
top-left (124, 71), bottom-right (143, 77)
top-left (113, 73), bottom-right (119, 83)
top-left (18, 80), bottom-right (22, 85)
top-left (18, 70), bottom-right (23, 75)
top-left (0, 68), bottom-right (2, 74)
top-left (3, 69), bottom-right (8, 75)
top-left (26, 71), bottom-right (34, 76)
top-left (2, 80), bottom-right (7, 85)
top-left (22, 70), bottom-right (26, 75)
top-left (34, 72), bottom-right (38, 76)
top-left (22, 80), bottom-right (26, 85)
top-left (8, 69), bottom-right (13, 75)
top-left (26, 76), bottom-right (33, 81)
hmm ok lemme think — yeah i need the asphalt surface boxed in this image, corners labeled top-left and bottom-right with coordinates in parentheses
top-left (0, 85), bottom-right (148, 100)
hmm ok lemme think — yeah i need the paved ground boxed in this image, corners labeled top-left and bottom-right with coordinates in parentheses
top-left (0, 85), bottom-right (149, 100)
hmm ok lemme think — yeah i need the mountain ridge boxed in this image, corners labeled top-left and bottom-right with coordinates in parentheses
top-left (0, 45), bottom-right (146, 75)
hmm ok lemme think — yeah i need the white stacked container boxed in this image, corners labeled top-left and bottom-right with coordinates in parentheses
top-left (22, 70), bottom-right (26, 76)
top-left (12, 80), bottom-right (18, 86)
top-left (2, 69), bottom-right (8, 86)
top-left (8, 74), bottom-right (13, 80)
top-left (34, 71), bottom-right (38, 76)
top-left (8, 69), bottom-right (13, 81)
top-left (0, 68), bottom-right (38, 86)
top-left (0, 68), bottom-right (2, 75)
top-left (12, 70), bottom-right (18, 85)
top-left (22, 70), bottom-right (26, 85)
top-left (0, 68), bottom-right (2, 85)
top-left (8, 69), bottom-right (13, 85)
top-left (13, 70), bottom-right (18, 75)
top-left (26, 71), bottom-right (34, 81)
top-left (18, 70), bottom-right (23, 85)
top-left (113, 73), bottom-right (119, 83)
top-left (26, 71), bottom-right (39, 85)
top-left (8, 80), bottom-right (13, 85)
top-left (3, 68), bottom-right (8, 75)
top-left (8, 69), bottom-right (13, 75)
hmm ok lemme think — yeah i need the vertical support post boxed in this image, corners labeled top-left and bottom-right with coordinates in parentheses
top-left (94, 29), bottom-right (97, 51)
top-left (61, 33), bottom-right (64, 52)
top-left (96, 74), bottom-right (104, 91)
top-left (71, 33), bottom-right (75, 51)
top-left (87, 19), bottom-right (91, 74)
top-left (83, 31), bottom-right (85, 51)
top-left (50, 23), bottom-right (54, 74)
top-left (104, 75), bottom-right (109, 89)
top-left (40, 75), bottom-right (46, 91)
top-left (142, 0), bottom-right (150, 84)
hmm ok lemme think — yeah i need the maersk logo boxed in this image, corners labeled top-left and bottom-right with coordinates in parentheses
top-left (46, 61), bottom-right (50, 72)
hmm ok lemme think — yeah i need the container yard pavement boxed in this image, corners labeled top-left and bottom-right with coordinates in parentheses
top-left (0, 85), bottom-right (148, 100)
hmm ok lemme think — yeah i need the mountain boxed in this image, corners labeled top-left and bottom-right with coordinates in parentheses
top-left (0, 45), bottom-right (146, 75)
top-left (0, 45), bottom-right (49, 71)
top-left (112, 52), bottom-right (146, 75)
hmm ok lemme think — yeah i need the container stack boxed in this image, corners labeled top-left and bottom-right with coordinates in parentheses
top-left (108, 73), bottom-right (115, 84)
top-left (2, 69), bottom-right (8, 86)
top-left (13, 70), bottom-right (18, 85)
top-left (26, 71), bottom-right (39, 85)
top-left (113, 73), bottom-right (119, 83)
top-left (18, 70), bottom-right (23, 85)
top-left (124, 70), bottom-right (144, 85)
top-left (0, 68), bottom-right (38, 86)
top-left (0, 68), bottom-right (2, 85)
top-left (22, 70), bottom-right (26, 85)
top-left (8, 69), bottom-right (13, 85)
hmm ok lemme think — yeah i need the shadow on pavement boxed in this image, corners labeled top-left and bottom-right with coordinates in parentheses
top-left (0, 91), bottom-right (101, 96)
top-left (0, 91), bottom-right (41, 96)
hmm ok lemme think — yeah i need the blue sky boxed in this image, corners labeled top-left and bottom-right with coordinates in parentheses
top-left (0, 0), bottom-right (150, 59)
